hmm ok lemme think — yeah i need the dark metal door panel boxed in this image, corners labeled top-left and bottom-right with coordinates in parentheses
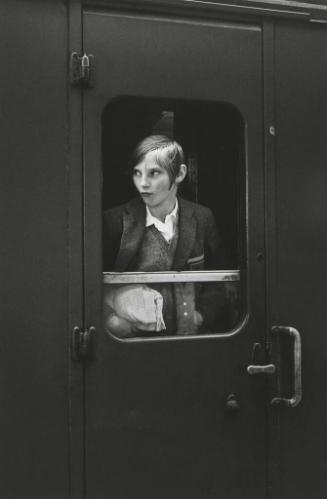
top-left (83, 10), bottom-right (265, 498)
top-left (269, 22), bottom-right (327, 499)
top-left (1, 1), bottom-right (71, 497)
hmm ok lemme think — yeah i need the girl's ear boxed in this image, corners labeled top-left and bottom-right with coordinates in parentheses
top-left (175, 164), bottom-right (187, 185)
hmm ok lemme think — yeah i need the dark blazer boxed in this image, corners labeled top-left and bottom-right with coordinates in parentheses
top-left (103, 196), bottom-right (224, 272)
top-left (103, 197), bottom-right (226, 333)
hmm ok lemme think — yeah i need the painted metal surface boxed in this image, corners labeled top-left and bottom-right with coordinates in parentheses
top-left (82, 7), bottom-right (266, 498)
top-left (268, 21), bottom-right (327, 499)
top-left (0, 0), bottom-right (71, 497)
top-left (67, 2), bottom-right (85, 498)
top-left (83, 0), bottom-right (327, 22)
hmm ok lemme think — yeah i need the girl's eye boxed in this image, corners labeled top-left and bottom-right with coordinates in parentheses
top-left (149, 170), bottom-right (161, 176)
top-left (133, 170), bottom-right (141, 176)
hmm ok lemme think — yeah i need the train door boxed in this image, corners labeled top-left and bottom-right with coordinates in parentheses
top-left (80, 7), bottom-right (266, 498)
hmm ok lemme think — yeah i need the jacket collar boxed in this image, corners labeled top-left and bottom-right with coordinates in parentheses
top-left (114, 196), bottom-right (196, 271)
top-left (114, 197), bottom-right (145, 271)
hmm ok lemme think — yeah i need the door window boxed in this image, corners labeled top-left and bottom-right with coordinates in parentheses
top-left (102, 97), bottom-right (245, 338)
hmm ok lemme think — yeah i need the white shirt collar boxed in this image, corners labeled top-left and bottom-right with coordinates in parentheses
top-left (145, 200), bottom-right (178, 242)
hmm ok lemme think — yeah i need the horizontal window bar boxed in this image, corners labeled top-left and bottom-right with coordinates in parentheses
top-left (103, 270), bottom-right (240, 284)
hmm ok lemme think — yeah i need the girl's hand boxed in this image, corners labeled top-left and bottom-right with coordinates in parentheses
top-left (105, 313), bottom-right (135, 338)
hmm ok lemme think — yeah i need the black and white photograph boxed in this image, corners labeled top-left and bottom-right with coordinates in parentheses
top-left (2, 0), bottom-right (327, 497)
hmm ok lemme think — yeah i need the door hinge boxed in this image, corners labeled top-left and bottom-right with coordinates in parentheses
top-left (70, 52), bottom-right (95, 87)
top-left (71, 326), bottom-right (95, 361)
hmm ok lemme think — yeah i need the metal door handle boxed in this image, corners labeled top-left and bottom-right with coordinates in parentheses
top-left (271, 326), bottom-right (302, 408)
top-left (247, 364), bottom-right (276, 375)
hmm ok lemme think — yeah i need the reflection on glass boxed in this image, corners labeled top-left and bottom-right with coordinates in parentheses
top-left (104, 281), bottom-right (240, 338)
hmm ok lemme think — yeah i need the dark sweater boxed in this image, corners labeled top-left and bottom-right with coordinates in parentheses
top-left (131, 225), bottom-right (178, 333)
top-left (131, 225), bottom-right (178, 272)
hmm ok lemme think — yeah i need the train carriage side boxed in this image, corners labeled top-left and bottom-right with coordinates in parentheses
top-left (1, 1), bottom-right (327, 498)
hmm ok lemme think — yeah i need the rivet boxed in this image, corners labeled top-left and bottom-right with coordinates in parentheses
top-left (256, 252), bottom-right (264, 263)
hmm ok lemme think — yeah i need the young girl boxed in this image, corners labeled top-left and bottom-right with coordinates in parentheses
top-left (103, 135), bottom-right (225, 337)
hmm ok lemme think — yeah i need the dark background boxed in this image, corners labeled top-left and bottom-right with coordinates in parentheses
top-left (102, 97), bottom-right (244, 267)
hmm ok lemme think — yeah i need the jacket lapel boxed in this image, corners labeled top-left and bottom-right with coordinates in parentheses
top-left (114, 196), bottom-right (197, 272)
top-left (173, 197), bottom-right (196, 271)
top-left (114, 198), bottom-right (145, 271)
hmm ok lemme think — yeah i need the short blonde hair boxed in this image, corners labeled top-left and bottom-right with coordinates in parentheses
top-left (131, 135), bottom-right (185, 184)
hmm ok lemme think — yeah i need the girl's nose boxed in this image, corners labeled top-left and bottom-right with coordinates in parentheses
top-left (140, 175), bottom-right (150, 188)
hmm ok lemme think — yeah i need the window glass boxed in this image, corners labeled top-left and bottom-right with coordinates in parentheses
top-left (102, 97), bottom-right (245, 339)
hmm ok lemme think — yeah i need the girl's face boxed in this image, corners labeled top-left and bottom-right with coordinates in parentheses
top-left (133, 150), bottom-right (178, 211)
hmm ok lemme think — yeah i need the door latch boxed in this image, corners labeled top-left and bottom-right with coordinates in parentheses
top-left (70, 52), bottom-right (95, 87)
top-left (246, 328), bottom-right (302, 408)
top-left (71, 326), bottom-right (95, 361)
top-left (247, 342), bottom-right (276, 375)
top-left (247, 364), bottom-right (276, 375)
